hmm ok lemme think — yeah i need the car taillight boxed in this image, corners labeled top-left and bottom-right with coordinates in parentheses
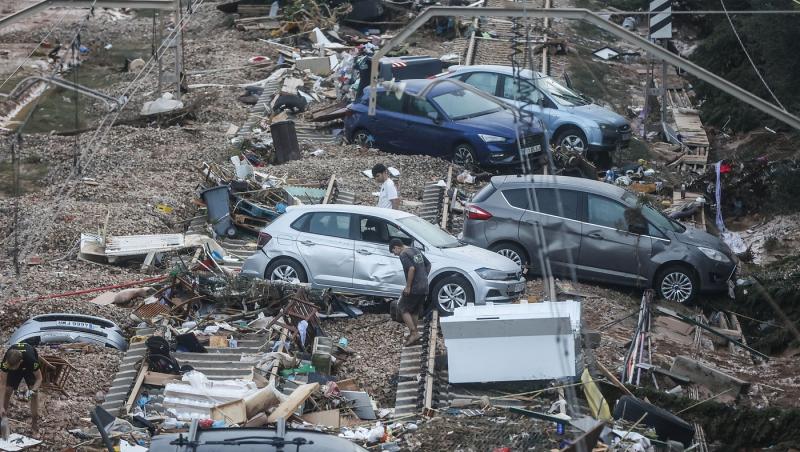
top-left (466, 204), bottom-right (493, 220)
top-left (257, 232), bottom-right (272, 248)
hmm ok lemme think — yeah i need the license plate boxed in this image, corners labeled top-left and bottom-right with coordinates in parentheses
top-left (523, 145), bottom-right (541, 156)
top-left (57, 321), bottom-right (95, 330)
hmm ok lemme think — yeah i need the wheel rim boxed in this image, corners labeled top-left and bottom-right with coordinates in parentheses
top-left (438, 283), bottom-right (467, 312)
top-left (560, 134), bottom-right (586, 154)
top-left (453, 146), bottom-right (474, 166)
top-left (661, 272), bottom-right (693, 302)
top-left (354, 131), bottom-right (371, 146)
top-left (497, 248), bottom-right (522, 267)
top-left (271, 265), bottom-right (298, 282)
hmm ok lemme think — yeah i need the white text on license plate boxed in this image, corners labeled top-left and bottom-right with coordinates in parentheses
top-left (57, 321), bottom-right (95, 329)
top-left (523, 146), bottom-right (540, 156)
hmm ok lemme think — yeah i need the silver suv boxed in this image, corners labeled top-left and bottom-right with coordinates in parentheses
top-left (461, 175), bottom-right (737, 303)
top-left (240, 205), bottom-right (525, 313)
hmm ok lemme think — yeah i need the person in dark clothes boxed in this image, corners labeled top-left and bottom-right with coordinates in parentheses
top-left (390, 238), bottom-right (431, 346)
top-left (0, 343), bottom-right (43, 432)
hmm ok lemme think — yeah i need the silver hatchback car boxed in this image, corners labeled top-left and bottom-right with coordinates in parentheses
top-left (240, 205), bottom-right (525, 313)
top-left (461, 175), bottom-right (737, 303)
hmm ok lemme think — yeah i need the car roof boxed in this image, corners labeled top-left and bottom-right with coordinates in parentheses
top-left (365, 79), bottom-right (473, 98)
top-left (448, 64), bottom-right (545, 80)
top-left (489, 174), bottom-right (627, 199)
top-left (285, 203), bottom-right (416, 220)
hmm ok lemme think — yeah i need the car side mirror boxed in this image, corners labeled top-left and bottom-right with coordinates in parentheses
top-left (537, 97), bottom-right (545, 107)
top-left (427, 111), bottom-right (441, 123)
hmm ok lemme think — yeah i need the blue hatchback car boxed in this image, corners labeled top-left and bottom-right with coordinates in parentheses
top-left (344, 79), bottom-right (546, 167)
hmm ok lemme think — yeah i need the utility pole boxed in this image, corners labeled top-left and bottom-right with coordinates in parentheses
top-left (174, 0), bottom-right (183, 101)
top-left (11, 136), bottom-right (20, 276)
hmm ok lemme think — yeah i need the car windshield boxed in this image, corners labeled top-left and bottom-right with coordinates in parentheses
top-left (623, 192), bottom-right (685, 233)
top-left (397, 215), bottom-right (463, 248)
top-left (532, 75), bottom-right (590, 106)
top-left (432, 88), bottom-right (502, 120)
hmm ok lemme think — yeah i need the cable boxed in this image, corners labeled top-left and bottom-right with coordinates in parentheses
top-left (719, 0), bottom-right (786, 110)
top-left (0, 8), bottom-right (70, 92)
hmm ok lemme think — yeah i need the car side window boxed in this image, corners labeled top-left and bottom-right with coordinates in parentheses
top-left (308, 213), bottom-right (352, 239)
top-left (291, 214), bottom-right (311, 232)
top-left (502, 77), bottom-right (543, 104)
top-left (502, 188), bottom-right (578, 220)
top-left (463, 72), bottom-right (500, 95)
top-left (406, 96), bottom-right (438, 118)
top-left (376, 92), bottom-right (403, 113)
top-left (359, 216), bottom-right (390, 244)
top-left (587, 194), bottom-right (628, 230)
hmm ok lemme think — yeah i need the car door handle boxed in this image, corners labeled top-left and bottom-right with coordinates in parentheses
top-left (356, 249), bottom-right (372, 255)
top-left (587, 232), bottom-right (604, 240)
top-left (300, 240), bottom-right (315, 246)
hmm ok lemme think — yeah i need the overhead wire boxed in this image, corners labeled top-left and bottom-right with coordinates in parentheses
top-left (719, 0), bottom-right (786, 110)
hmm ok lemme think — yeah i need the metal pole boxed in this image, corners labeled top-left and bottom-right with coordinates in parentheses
top-left (174, 0), bottom-right (182, 100)
top-left (157, 11), bottom-right (163, 96)
top-left (660, 39), bottom-right (668, 124)
top-left (366, 7), bottom-right (800, 131)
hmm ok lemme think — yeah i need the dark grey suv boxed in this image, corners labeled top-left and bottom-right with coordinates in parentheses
top-left (461, 175), bottom-right (737, 303)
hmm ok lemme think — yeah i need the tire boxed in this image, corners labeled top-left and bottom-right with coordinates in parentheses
top-left (555, 127), bottom-right (588, 154)
top-left (452, 143), bottom-right (477, 167)
top-left (431, 275), bottom-right (474, 315)
top-left (613, 395), bottom-right (695, 446)
top-left (655, 265), bottom-right (697, 304)
top-left (351, 128), bottom-right (372, 147)
top-left (265, 258), bottom-right (308, 284)
top-left (490, 242), bottom-right (528, 269)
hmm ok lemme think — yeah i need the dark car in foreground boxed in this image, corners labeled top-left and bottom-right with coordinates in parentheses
top-left (461, 175), bottom-right (737, 303)
top-left (344, 79), bottom-right (546, 168)
top-left (149, 427), bottom-right (368, 452)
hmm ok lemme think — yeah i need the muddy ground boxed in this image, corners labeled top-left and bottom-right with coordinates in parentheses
top-left (0, 0), bottom-right (798, 450)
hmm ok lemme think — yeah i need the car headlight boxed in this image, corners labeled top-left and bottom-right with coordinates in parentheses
top-left (476, 268), bottom-right (509, 280)
top-left (479, 134), bottom-right (507, 143)
top-left (698, 246), bottom-right (730, 263)
top-left (598, 123), bottom-right (612, 131)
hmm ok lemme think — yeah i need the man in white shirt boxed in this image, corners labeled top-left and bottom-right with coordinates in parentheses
top-left (372, 163), bottom-right (399, 209)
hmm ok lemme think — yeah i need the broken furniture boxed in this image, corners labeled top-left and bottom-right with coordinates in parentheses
top-left (440, 300), bottom-right (582, 383)
top-left (39, 355), bottom-right (77, 396)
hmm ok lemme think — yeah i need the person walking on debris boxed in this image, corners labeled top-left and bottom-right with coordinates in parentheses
top-left (373, 163), bottom-right (399, 209)
top-left (0, 343), bottom-right (43, 433)
top-left (390, 238), bottom-right (431, 346)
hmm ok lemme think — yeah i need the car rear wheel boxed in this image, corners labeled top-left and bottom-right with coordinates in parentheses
top-left (656, 265), bottom-right (697, 304)
top-left (490, 243), bottom-right (528, 269)
top-left (432, 275), bottom-right (474, 315)
top-left (266, 258), bottom-right (308, 284)
top-left (452, 143), bottom-right (476, 167)
top-left (352, 129), bottom-right (372, 147)
top-left (555, 128), bottom-right (588, 154)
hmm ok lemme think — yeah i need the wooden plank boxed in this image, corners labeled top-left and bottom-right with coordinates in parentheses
top-left (423, 311), bottom-right (439, 412)
top-left (143, 371), bottom-right (180, 387)
top-left (124, 362), bottom-right (148, 415)
top-left (440, 165), bottom-right (453, 230)
top-left (267, 382), bottom-right (319, 423)
top-left (322, 175), bottom-right (336, 205)
top-left (302, 409), bottom-right (340, 428)
top-left (596, 360), bottom-right (634, 397)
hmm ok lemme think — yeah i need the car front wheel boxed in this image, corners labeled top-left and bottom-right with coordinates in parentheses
top-left (656, 265), bottom-right (697, 304)
top-left (351, 129), bottom-right (372, 147)
top-left (555, 128), bottom-right (588, 154)
top-left (432, 275), bottom-right (474, 315)
top-left (452, 143), bottom-right (476, 167)
top-left (265, 258), bottom-right (308, 284)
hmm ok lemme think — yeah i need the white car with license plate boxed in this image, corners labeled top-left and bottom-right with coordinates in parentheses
top-left (240, 204), bottom-right (526, 313)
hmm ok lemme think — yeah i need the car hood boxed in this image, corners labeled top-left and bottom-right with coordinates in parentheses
top-left (563, 103), bottom-right (628, 128)
top-left (454, 109), bottom-right (540, 137)
top-left (438, 243), bottom-right (522, 272)
top-left (673, 226), bottom-right (730, 253)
